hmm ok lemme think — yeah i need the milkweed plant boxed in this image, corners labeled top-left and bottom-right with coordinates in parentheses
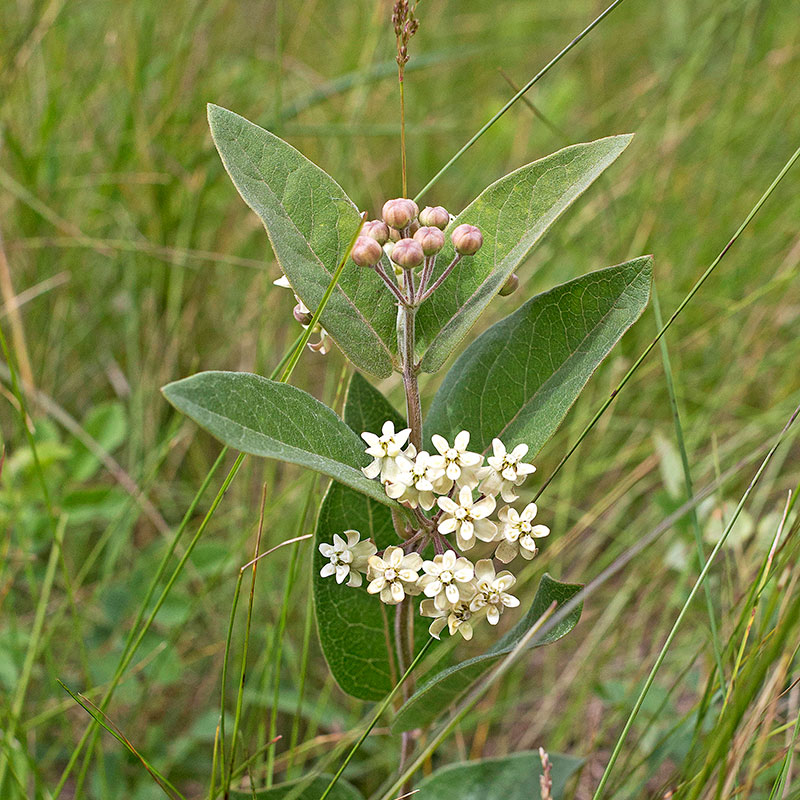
top-left (162, 1), bottom-right (653, 795)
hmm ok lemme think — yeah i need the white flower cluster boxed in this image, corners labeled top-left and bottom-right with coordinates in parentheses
top-left (317, 422), bottom-right (551, 641)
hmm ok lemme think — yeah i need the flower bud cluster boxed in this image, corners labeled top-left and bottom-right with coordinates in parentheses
top-left (351, 198), bottom-right (482, 306)
top-left (318, 422), bottom-right (550, 642)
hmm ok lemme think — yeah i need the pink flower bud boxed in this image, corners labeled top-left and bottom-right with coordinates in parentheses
top-left (362, 219), bottom-right (390, 245)
top-left (350, 235), bottom-right (383, 267)
top-left (499, 273), bottom-right (519, 296)
top-left (293, 303), bottom-right (313, 326)
top-left (390, 238), bottom-right (424, 269)
top-left (451, 223), bottom-right (483, 255)
top-left (382, 198), bottom-right (419, 230)
top-left (413, 226), bottom-right (445, 256)
top-left (419, 205), bottom-right (450, 229)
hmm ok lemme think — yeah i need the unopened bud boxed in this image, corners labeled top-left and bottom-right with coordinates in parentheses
top-left (382, 198), bottom-right (419, 230)
top-left (419, 205), bottom-right (450, 229)
top-left (362, 219), bottom-right (390, 245)
top-left (413, 226), bottom-right (445, 256)
top-left (293, 303), bottom-right (313, 326)
top-left (499, 273), bottom-right (519, 296)
top-left (451, 223), bottom-right (483, 255)
top-left (351, 235), bottom-right (383, 267)
top-left (390, 238), bottom-right (424, 269)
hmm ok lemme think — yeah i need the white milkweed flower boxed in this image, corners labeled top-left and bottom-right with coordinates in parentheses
top-left (383, 444), bottom-right (441, 510)
top-left (428, 431), bottom-right (483, 492)
top-left (436, 485), bottom-right (497, 551)
top-left (273, 275), bottom-right (332, 354)
top-left (366, 545), bottom-right (423, 605)
top-left (495, 503), bottom-right (550, 563)
top-left (360, 421), bottom-right (412, 482)
top-left (420, 595), bottom-right (479, 640)
top-left (318, 530), bottom-right (377, 588)
top-left (479, 439), bottom-right (537, 502)
top-left (418, 551), bottom-right (476, 610)
top-left (469, 559), bottom-right (520, 625)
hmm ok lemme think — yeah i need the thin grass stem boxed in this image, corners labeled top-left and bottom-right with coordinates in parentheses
top-left (413, 0), bottom-right (628, 202)
top-left (590, 402), bottom-right (800, 800)
top-left (652, 283), bottom-right (727, 691)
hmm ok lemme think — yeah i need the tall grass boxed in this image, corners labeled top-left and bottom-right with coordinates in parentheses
top-left (1, 0), bottom-right (799, 797)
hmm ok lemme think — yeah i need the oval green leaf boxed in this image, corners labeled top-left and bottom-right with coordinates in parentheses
top-left (392, 574), bottom-right (582, 732)
top-left (162, 371), bottom-right (396, 507)
top-left (425, 256), bottom-right (652, 455)
top-left (414, 751), bottom-right (583, 800)
top-left (416, 135), bottom-right (634, 373)
top-left (208, 104), bottom-right (398, 378)
top-left (314, 373), bottom-right (410, 701)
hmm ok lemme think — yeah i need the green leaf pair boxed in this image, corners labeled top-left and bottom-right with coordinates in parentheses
top-left (207, 104), bottom-right (633, 378)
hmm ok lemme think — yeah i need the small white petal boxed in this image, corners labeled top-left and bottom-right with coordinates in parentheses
top-left (429, 617), bottom-right (446, 639)
top-left (431, 434), bottom-right (449, 455)
top-left (402, 552), bottom-right (423, 571)
top-left (362, 460), bottom-right (382, 479)
top-left (390, 581), bottom-right (405, 603)
top-left (347, 571), bottom-right (363, 588)
top-left (454, 431), bottom-right (471, 451)
top-left (486, 605), bottom-right (500, 625)
top-left (445, 583), bottom-right (459, 604)
top-left (438, 518), bottom-right (458, 534)
top-left (474, 559), bottom-right (495, 583)
top-left (320, 563), bottom-right (336, 578)
top-left (335, 564), bottom-right (350, 584)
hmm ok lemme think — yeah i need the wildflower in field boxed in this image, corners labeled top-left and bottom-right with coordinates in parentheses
top-left (366, 545), bottom-right (423, 604)
top-left (382, 445), bottom-right (440, 510)
top-left (479, 438), bottom-right (536, 502)
top-left (360, 421), bottom-right (412, 481)
top-left (318, 530), bottom-right (377, 588)
top-left (418, 551), bottom-right (475, 610)
top-left (428, 431), bottom-right (483, 491)
top-left (421, 596), bottom-right (479, 640)
top-left (495, 503), bottom-right (550, 563)
top-left (470, 559), bottom-right (519, 625)
top-left (436, 485), bottom-right (497, 551)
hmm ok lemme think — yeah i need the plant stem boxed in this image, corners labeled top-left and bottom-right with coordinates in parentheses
top-left (400, 78), bottom-right (407, 198)
top-left (374, 262), bottom-right (408, 306)
top-left (416, 254), bottom-right (461, 305)
top-left (399, 294), bottom-right (422, 450)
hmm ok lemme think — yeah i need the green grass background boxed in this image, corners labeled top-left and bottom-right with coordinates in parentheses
top-left (1, 0), bottom-right (799, 797)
